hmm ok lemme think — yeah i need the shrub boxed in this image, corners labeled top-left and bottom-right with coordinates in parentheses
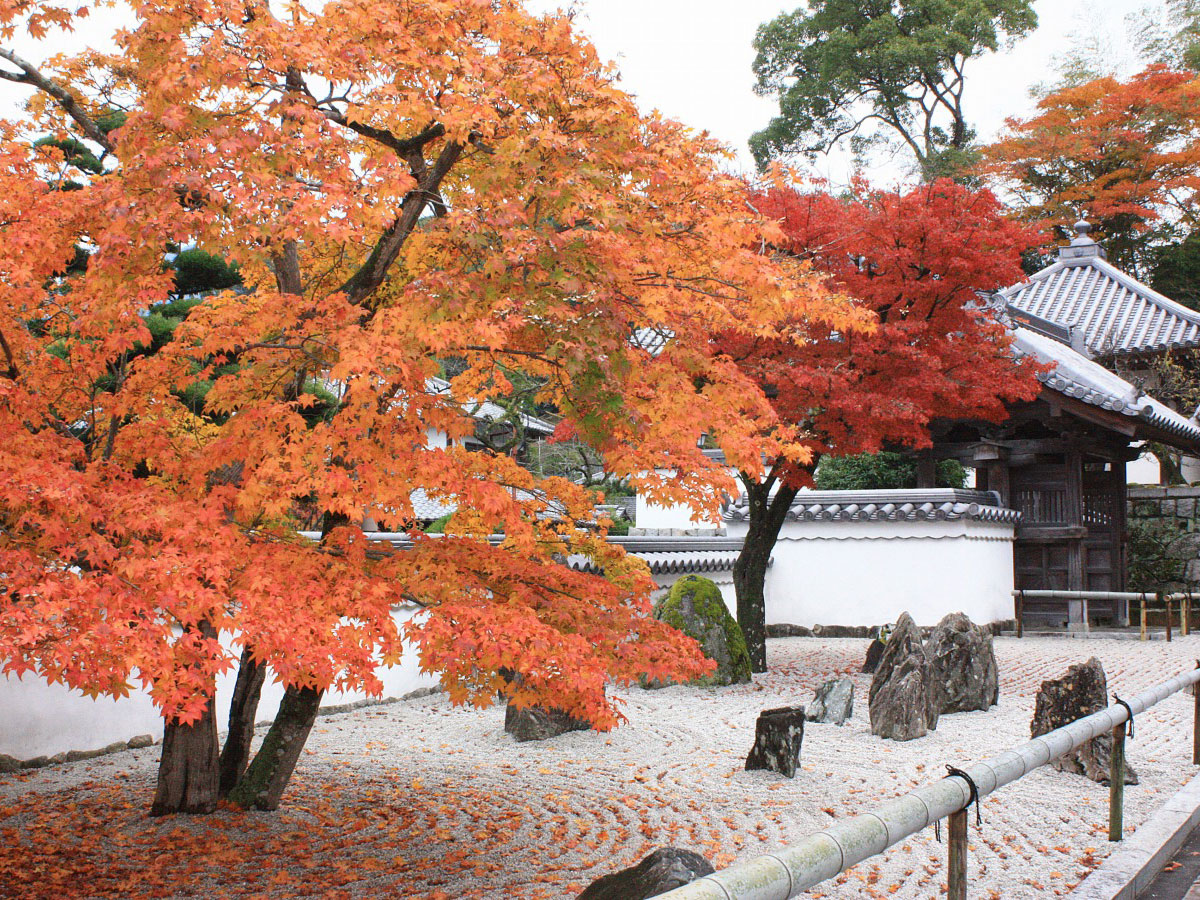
top-left (815, 452), bottom-right (967, 490)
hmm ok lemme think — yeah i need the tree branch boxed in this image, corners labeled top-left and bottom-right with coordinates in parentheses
top-left (339, 138), bottom-right (463, 305)
top-left (0, 47), bottom-right (114, 154)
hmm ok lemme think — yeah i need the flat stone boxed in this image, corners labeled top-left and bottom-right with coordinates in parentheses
top-left (127, 734), bottom-right (155, 749)
top-left (63, 748), bottom-right (101, 763)
top-left (807, 677), bottom-right (854, 725)
top-left (766, 624), bottom-right (813, 638)
top-left (745, 705), bottom-right (805, 778)
top-left (577, 847), bottom-right (714, 899)
top-left (813, 624), bottom-right (874, 639)
top-left (927, 612), bottom-right (999, 714)
top-left (504, 703), bottom-right (590, 743)
top-left (869, 612), bottom-right (938, 741)
top-left (1031, 657), bottom-right (1137, 785)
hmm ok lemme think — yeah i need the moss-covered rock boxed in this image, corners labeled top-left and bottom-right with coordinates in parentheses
top-left (651, 575), bottom-right (752, 687)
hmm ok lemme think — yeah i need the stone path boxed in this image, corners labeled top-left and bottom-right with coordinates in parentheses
top-left (3, 635), bottom-right (1200, 898)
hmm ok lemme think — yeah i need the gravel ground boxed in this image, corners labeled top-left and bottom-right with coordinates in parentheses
top-left (3, 635), bottom-right (1200, 899)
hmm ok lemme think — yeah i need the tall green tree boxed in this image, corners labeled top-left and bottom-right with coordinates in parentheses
top-left (750, 0), bottom-right (1037, 179)
top-left (1133, 0), bottom-right (1200, 72)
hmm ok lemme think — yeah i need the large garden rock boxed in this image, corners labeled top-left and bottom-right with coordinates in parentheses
top-left (862, 637), bottom-right (886, 674)
top-left (745, 705), bottom-right (806, 778)
top-left (868, 612), bottom-right (938, 741)
top-left (807, 677), bottom-right (854, 725)
top-left (504, 704), bottom-right (590, 742)
top-left (1031, 657), bottom-right (1138, 785)
top-left (927, 612), bottom-right (999, 714)
top-left (577, 847), bottom-right (714, 899)
top-left (651, 575), bottom-right (751, 687)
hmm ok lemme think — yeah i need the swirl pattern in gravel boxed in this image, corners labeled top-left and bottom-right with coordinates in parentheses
top-left (2, 635), bottom-right (1198, 899)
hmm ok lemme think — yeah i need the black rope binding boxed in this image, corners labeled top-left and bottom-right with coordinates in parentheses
top-left (948, 766), bottom-right (983, 828)
top-left (935, 766), bottom-right (983, 841)
top-left (1113, 694), bottom-right (1134, 740)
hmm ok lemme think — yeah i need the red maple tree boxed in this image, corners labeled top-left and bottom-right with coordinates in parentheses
top-left (720, 179), bottom-right (1042, 669)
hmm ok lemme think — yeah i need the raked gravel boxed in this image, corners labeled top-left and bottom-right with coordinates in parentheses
top-left (5, 635), bottom-right (1200, 899)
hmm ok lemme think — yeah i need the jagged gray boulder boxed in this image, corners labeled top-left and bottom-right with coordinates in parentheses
top-left (577, 848), bottom-right (714, 899)
top-left (745, 705), bottom-right (805, 778)
top-left (807, 677), bottom-right (854, 725)
top-left (862, 637), bottom-right (886, 674)
top-left (504, 704), bottom-right (590, 742)
top-left (650, 575), bottom-right (751, 687)
top-left (927, 612), bottom-right (999, 714)
top-left (1031, 657), bottom-right (1137, 785)
top-left (868, 612), bottom-right (939, 741)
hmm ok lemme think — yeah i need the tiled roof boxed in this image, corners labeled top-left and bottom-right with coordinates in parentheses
top-left (426, 377), bottom-right (556, 434)
top-left (567, 537), bottom-right (751, 576)
top-left (301, 531), bottom-right (750, 577)
top-left (567, 549), bottom-right (743, 575)
top-left (723, 489), bottom-right (1022, 525)
top-left (1000, 223), bottom-right (1200, 357)
top-left (1012, 324), bottom-right (1200, 445)
top-left (409, 488), bottom-right (456, 521)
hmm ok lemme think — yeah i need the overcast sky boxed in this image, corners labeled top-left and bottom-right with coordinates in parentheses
top-left (3, 0), bottom-right (1159, 184)
top-left (531, 0), bottom-right (1153, 183)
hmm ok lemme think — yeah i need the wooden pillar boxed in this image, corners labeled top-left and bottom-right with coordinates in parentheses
top-left (987, 460), bottom-right (1011, 508)
top-left (947, 809), bottom-right (968, 900)
top-left (1112, 461), bottom-right (1128, 592)
top-left (1193, 661), bottom-right (1200, 766)
top-left (916, 455), bottom-right (937, 489)
top-left (1065, 449), bottom-right (1086, 611)
top-left (1109, 721), bottom-right (1126, 841)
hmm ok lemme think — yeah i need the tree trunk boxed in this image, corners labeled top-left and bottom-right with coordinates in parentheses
top-left (218, 647), bottom-right (267, 797)
top-left (227, 684), bottom-right (322, 811)
top-left (150, 621), bottom-right (221, 816)
top-left (732, 476), bottom-right (799, 673)
top-left (151, 700), bottom-right (221, 816)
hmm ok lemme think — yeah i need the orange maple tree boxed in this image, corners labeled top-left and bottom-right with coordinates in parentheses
top-left (0, 0), bottom-right (859, 814)
top-left (719, 179), bottom-right (1042, 670)
top-left (980, 65), bottom-right (1200, 272)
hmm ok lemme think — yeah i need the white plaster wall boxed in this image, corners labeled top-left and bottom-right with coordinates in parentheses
top-left (1, 608), bottom-right (437, 760)
top-left (724, 518), bottom-right (1016, 628)
top-left (634, 495), bottom-right (722, 533)
top-left (1127, 449), bottom-right (1161, 485)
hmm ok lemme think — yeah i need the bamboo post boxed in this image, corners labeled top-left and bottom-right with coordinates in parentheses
top-left (1109, 721), bottom-right (1126, 841)
top-left (1185, 596), bottom-right (1192, 637)
top-left (1194, 661), bottom-right (1200, 766)
top-left (1141, 596), bottom-right (1148, 641)
top-left (947, 809), bottom-right (967, 900)
top-left (1167, 595), bottom-right (1173, 643)
top-left (1015, 590), bottom-right (1023, 639)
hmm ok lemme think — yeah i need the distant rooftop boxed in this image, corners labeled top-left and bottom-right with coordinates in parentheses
top-left (1000, 220), bottom-right (1200, 358)
top-left (724, 488), bottom-right (1022, 525)
top-left (1011, 321), bottom-right (1200, 445)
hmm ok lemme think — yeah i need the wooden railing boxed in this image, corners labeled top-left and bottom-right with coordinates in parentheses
top-left (1013, 589), bottom-right (1198, 641)
top-left (662, 665), bottom-right (1200, 900)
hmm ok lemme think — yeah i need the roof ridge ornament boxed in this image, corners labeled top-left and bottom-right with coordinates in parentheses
top-left (1060, 216), bottom-right (1106, 261)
